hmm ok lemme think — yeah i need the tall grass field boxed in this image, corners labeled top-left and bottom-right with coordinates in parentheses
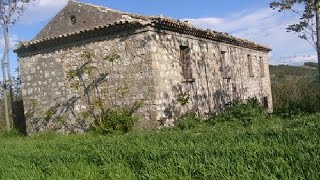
top-left (1, 113), bottom-right (320, 179)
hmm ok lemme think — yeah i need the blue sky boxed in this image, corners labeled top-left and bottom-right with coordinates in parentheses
top-left (5, 0), bottom-right (318, 73)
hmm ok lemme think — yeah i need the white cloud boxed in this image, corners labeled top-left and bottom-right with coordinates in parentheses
top-left (186, 8), bottom-right (316, 65)
top-left (19, 0), bottom-right (68, 24)
top-left (270, 54), bottom-right (318, 65)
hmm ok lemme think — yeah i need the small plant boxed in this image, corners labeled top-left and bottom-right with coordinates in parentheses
top-left (25, 99), bottom-right (38, 119)
top-left (66, 70), bottom-right (78, 80)
top-left (116, 86), bottom-right (129, 97)
top-left (30, 99), bottom-right (38, 107)
top-left (104, 52), bottom-right (120, 63)
top-left (56, 116), bottom-right (65, 123)
top-left (177, 92), bottom-right (190, 106)
top-left (83, 66), bottom-right (97, 74)
top-left (81, 50), bottom-right (94, 60)
top-left (80, 111), bottom-right (90, 120)
top-left (93, 99), bottom-right (104, 109)
top-left (44, 108), bottom-right (57, 120)
top-left (70, 82), bottom-right (81, 90)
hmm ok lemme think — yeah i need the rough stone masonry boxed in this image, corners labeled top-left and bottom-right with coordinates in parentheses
top-left (15, 1), bottom-right (273, 134)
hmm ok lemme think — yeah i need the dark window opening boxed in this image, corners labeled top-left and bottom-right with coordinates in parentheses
top-left (70, 15), bottom-right (76, 25)
top-left (180, 46), bottom-right (193, 80)
top-left (260, 57), bottom-right (265, 77)
top-left (263, 97), bottom-right (269, 108)
top-left (221, 51), bottom-right (231, 79)
top-left (248, 54), bottom-right (254, 77)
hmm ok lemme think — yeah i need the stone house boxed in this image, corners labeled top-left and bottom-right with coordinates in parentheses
top-left (15, 1), bottom-right (272, 134)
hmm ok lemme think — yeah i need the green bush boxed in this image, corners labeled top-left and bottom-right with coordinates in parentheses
top-left (91, 101), bottom-right (142, 134)
top-left (92, 108), bottom-right (137, 134)
top-left (174, 112), bottom-right (200, 130)
top-left (209, 98), bottom-right (266, 127)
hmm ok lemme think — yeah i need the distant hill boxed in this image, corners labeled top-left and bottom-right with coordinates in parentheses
top-left (269, 64), bottom-right (318, 81)
top-left (303, 62), bottom-right (318, 69)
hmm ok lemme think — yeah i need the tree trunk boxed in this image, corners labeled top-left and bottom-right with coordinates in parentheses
top-left (315, 0), bottom-right (320, 80)
top-left (1, 24), bottom-right (10, 131)
top-left (5, 25), bottom-right (14, 128)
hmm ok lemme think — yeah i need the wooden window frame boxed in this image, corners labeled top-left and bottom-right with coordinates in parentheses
top-left (180, 46), bottom-right (194, 82)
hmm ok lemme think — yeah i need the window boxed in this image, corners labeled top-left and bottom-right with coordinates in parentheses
top-left (259, 57), bottom-right (265, 77)
top-left (180, 46), bottom-right (193, 80)
top-left (248, 54), bottom-right (254, 77)
top-left (70, 15), bottom-right (76, 25)
top-left (221, 51), bottom-right (231, 79)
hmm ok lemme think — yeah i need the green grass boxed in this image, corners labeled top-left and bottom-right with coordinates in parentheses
top-left (1, 114), bottom-right (320, 179)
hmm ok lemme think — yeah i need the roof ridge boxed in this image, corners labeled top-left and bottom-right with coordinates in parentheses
top-left (70, 0), bottom-right (148, 19)
top-left (72, 1), bottom-right (123, 13)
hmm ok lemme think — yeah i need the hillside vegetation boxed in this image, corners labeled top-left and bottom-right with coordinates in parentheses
top-left (270, 64), bottom-right (320, 115)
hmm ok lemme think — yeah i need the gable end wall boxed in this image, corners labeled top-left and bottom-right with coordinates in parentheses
top-left (20, 31), bottom-right (157, 134)
top-left (34, 1), bottom-right (128, 41)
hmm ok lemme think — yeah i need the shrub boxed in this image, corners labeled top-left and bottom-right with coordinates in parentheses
top-left (92, 108), bottom-right (137, 134)
top-left (91, 101), bottom-right (142, 134)
top-left (175, 112), bottom-right (200, 130)
top-left (208, 98), bottom-right (266, 127)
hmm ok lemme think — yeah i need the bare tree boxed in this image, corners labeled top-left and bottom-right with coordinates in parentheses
top-left (0, 0), bottom-right (37, 131)
top-left (270, 0), bottom-right (320, 79)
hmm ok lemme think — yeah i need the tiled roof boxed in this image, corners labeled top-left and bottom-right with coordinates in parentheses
top-left (151, 17), bottom-right (271, 52)
top-left (15, 7), bottom-right (271, 54)
top-left (15, 20), bottom-right (146, 54)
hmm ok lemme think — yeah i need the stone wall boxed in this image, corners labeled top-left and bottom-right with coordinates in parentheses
top-left (149, 30), bottom-right (272, 126)
top-left (20, 31), bottom-right (157, 134)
